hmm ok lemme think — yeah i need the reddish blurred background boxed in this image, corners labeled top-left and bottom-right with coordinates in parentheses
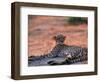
top-left (28, 15), bottom-right (87, 57)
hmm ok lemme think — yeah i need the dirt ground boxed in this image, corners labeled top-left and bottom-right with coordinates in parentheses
top-left (28, 16), bottom-right (88, 57)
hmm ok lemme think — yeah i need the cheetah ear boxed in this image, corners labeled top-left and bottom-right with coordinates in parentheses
top-left (52, 36), bottom-right (57, 40)
top-left (64, 36), bottom-right (66, 39)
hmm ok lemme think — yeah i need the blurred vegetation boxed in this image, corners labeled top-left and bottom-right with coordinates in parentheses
top-left (68, 17), bottom-right (87, 25)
